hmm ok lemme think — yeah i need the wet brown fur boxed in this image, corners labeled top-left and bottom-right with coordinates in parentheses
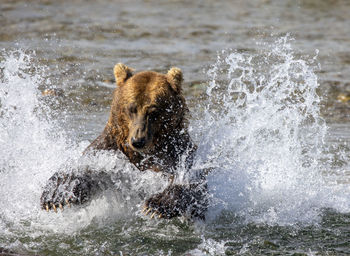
top-left (41, 64), bottom-right (207, 219)
top-left (85, 64), bottom-right (196, 173)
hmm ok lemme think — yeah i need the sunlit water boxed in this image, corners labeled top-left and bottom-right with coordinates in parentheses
top-left (2, 36), bottom-right (350, 255)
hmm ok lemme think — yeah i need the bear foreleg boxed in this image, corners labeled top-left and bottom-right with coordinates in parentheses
top-left (40, 169), bottom-right (114, 212)
top-left (143, 182), bottom-right (208, 220)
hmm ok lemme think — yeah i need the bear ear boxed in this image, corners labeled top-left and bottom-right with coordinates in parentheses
top-left (167, 67), bottom-right (183, 93)
top-left (113, 63), bottom-right (133, 86)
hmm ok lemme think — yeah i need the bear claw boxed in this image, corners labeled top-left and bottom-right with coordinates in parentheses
top-left (141, 206), bottom-right (163, 219)
top-left (150, 211), bottom-right (157, 219)
top-left (145, 208), bottom-right (152, 215)
top-left (43, 197), bottom-right (73, 212)
top-left (65, 198), bottom-right (71, 207)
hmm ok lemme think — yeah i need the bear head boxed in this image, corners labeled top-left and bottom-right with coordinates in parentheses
top-left (111, 63), bottom-right (187, 154)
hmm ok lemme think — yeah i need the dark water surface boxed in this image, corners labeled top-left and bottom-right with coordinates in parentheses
top-left (2, 0), bottom-right (350, 255)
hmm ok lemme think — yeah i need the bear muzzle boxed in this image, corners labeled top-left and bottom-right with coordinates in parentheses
top-left (131, 136), bottom-right (146, 149)
top-left (129, 135), bottom-right (153, 152)
top-left (128, 119), bottom-right (153, 152)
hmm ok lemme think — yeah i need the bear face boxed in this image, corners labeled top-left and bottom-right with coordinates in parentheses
top-left (113, 65), bottom-right (185, 153)
top-left (83, 64), bottom-right (195, 174)
top-left (107, 64), bottom-right (191, 165)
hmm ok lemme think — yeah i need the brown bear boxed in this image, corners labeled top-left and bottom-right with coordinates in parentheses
top-left (40, 64), bottom-right (207, 219)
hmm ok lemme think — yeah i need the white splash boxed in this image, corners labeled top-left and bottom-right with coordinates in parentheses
top-left (0, 50), bottom-right (166, 240)
top-left (192, 36), bottom-right (350, 225)
top-left (0, 50), bottom-right (83, 233)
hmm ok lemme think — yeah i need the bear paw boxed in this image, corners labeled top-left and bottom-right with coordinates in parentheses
top-left (40, 171), bottom-right (99, 212)
top-left (143, 183), bottom-right (208, 220)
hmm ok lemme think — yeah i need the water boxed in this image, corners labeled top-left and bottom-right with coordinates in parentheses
top-left (2, 0), bottom-right (350, 255)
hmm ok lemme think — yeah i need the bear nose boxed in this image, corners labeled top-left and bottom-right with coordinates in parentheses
top-left (131, 137), bottom-right (146, 149)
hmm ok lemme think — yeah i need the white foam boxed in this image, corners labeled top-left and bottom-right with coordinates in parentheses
top-left (191, 36), bottom-right (350, 225)
top-left (0, 50), bottom-right (167, 238)
top-left (186, 237), bottom-right (226, 256)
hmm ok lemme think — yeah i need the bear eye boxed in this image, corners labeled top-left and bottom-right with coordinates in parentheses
top-left (149, 111), bottom-right (159, 120)
top-left (128, 104), bottom-right (137, 115)
top-left (148, 107), bottom-right (160, 120)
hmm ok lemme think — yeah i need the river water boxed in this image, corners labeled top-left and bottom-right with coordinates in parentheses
top-left (1, 0), bottom-right (350, 255)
